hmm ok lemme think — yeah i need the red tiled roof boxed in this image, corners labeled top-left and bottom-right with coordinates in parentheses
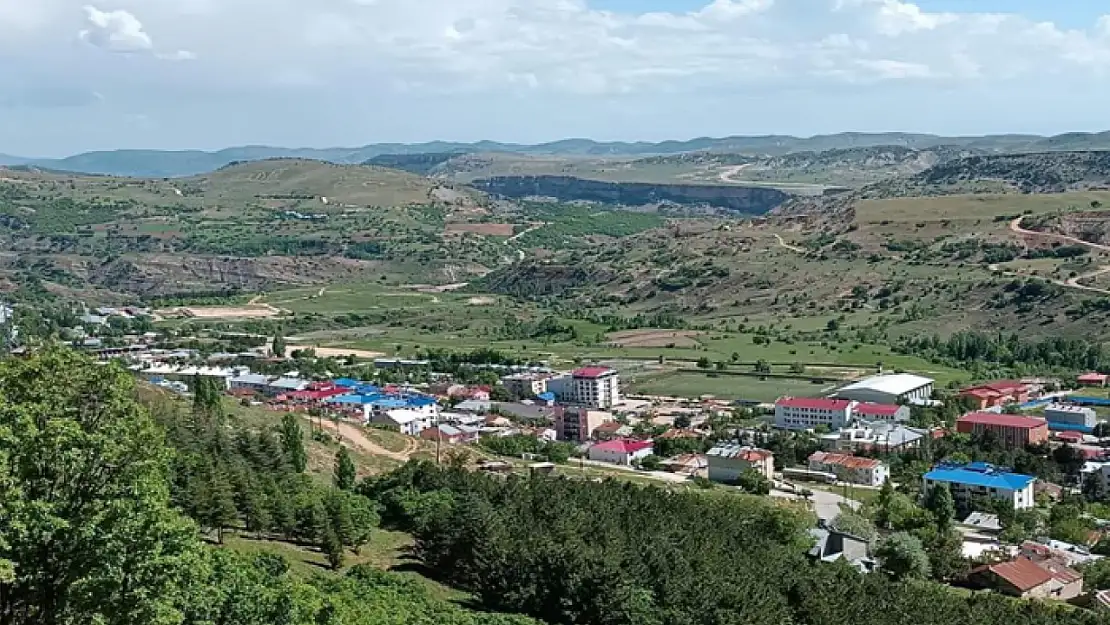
top-left (777, 397), bottom-right (854, 411)
top-left (573, 366), bottom-right (615, 379)
top-left (982, 557), bottom-right (1053, 592)
top-left (1056, 431), bottom-right (1084, 443)
top-left (592, 438), bottom-right (653, 454)
top-left (739, 448), bottom-right (773, 462)
top-left (809, 451), bottom-right (882, 470)
top-left (853, 402), bottom-right (902, 417)
top-left (1079, 373), bottom-right (1108, 382)
top-left (962, 388), bottom-right (1002, 399)
top-left (1034, 559), bottom-right (1083, 585)
top-left (957, 412), bottom-right (1046, 429)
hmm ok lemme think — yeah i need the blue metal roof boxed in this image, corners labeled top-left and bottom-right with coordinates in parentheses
top-left (536, 392), bottom-right (556, 402)
top-left (354, 384), bottom-right (381, 394)
top-left (369, 398), bottom-right (409, 409)
top-left (1069, 396), bottom-right (1110, 406)
top-left (1048, 421), bottom-right (1095, 433)
top-left (924, 463), bottom-right (1035, 491)
top-left (333, 378), bottom-right (360, 388)
top-left (406, 396), bottom-right (437, 407)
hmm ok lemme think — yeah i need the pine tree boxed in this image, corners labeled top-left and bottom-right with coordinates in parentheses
top-left (268, 481), bottom-right (297, 539)
top-left (272, 333), bottom-right (286, 358)
top-left (326, 490), bottom-right (356, 547)
top-left (334, 446), bottom-right (357, 491)
top-left (243, 484), bottom-right (271, 538)
top-left (322, 527), bottom-right (344, 570)
top-left (925, 483), bottom-right (956, 533)
top-left (199, 465), bottom-right (240, 544)
top-left (280, 413), bottom-right (307, 473)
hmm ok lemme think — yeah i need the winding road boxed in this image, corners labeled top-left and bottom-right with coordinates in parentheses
top-left (313, 417), bottom-right (420, 462)
top-left (774, 233), bottom-right (806, 254)
top-left (991, 216), bottom-right (1110, 295)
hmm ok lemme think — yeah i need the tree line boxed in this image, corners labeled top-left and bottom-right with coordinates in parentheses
top-left (0, 347), bottom-right (540, 625)
top-left (366, 462), bottom-right (1110, 625)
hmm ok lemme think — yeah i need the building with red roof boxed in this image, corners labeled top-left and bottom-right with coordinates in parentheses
top-left (969, 556), bottom-right (1082, 600)
top-left (956, 412), bottom-right (1049, 449)
top-left (958, 380), bottom-right (1030, 410)
top-left (570, 366), bottom-right (620, 409)
top-left (851, 402), bottom-right (910, 422)
top-left (1079, 372), bottom-right (1109, 387)
top-left (774, 397), bottom-right (856, 430)
top-left (807, 451), bottom-right (889, 486)
top-left (587, 438), bottom-right (654, 466)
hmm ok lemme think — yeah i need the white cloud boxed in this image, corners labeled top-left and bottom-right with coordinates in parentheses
top-left (79, 5), bottom-right (153, 53)
top-left (5, 0), bottom-right (1110, 153)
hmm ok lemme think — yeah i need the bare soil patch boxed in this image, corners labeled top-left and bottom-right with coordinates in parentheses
top-left (607, 329), bottom-right (702, 348)
top-left (467, 296), bottom-right (497, 306)
top-left (157, 305), bottom-right (281, 319)
top-left (444, 223), bottom-right (515, 237)
top-left (289, 345), bottom-right (385, 359)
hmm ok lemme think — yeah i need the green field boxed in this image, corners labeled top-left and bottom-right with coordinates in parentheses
top-left (629, 371), bottom-right (832, 402)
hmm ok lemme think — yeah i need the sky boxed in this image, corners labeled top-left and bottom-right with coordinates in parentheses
top-left (4, 0), bottom-right (1110, 156)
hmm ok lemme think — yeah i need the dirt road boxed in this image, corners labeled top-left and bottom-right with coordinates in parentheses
top-left (774, 233), bottom-right (806, 253)
top-left (314, 417), bottom-right (419, 462)
top-left (718, 164), bottom-right (753, 183)
top-left (993, 216), bottom-right (1110, 295)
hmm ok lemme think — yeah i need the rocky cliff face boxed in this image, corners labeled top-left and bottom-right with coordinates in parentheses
top-left (472, 176), bottom-right (790, 214)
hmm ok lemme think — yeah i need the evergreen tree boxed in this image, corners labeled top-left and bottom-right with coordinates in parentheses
top-left (272, 332), bottom-right (286, 358)
top-left (326, 490), bottom-right (356, 548)
top-left (280, 413), bottom-right (307, 473)
top-left (924, 483), bottom-right (956, 533)
top-left (323, 527), bottom-right (344, 570)
top-left (198, 464), bottom-right (240, 544)
top-left (243, 483), bottom-right (272, 538)
top-left (334, 446), bottom-right (357, 491)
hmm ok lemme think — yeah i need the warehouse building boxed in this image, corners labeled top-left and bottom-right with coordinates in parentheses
top-left (1044, 404), bottom-right (1097, 433)
top-left (833, 373), bottom-right (934, 405)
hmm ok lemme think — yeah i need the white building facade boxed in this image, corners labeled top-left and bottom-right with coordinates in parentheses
top-left (570, 367), bottom-right (620, 409)
top-left (774, 398), bottom-right (856, 430)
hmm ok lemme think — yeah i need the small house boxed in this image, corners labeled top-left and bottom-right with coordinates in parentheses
top-left (587, 439), bottom-right (654, 466)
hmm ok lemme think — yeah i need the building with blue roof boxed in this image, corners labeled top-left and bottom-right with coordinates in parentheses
top-left (333, 378), bottom-right (360, 388)
top-left (923, 462), bottom-right (1036, 510)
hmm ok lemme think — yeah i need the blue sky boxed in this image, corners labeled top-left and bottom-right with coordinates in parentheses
top-left (2, 0), bottom-right (1110, 156)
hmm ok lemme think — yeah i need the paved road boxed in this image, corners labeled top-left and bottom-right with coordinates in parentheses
top-left (770, 486), bottom-right (859, 521)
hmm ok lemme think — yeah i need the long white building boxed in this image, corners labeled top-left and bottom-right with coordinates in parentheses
top-left (834, 373), bottom-right (934, 405)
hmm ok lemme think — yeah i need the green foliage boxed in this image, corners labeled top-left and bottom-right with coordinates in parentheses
top-left (335, 446), bottom-right (357, 491)
top-left (831, 511), bottom-right (878, 542)
top-left (876, 532), bottom-right (931, 581)
top-left (271, 333), bottom-right (286, 358)
top-left (280, 413), bottom-right (308, 474)
top-left (735, 468), bottom-right (772, 495)
top-left (479, 434), bottom-right (574, 464)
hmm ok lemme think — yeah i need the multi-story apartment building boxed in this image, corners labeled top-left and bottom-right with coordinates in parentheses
top-left (956, 412), bottom-right (1049, 449)
top-left (570, 366), bottom-right (620, 409)
top-left (554, 406), bottom-right (614, 442)
top-left (774, 397), bottom-right (856, 430)
top-left (924, 462), bottom-right (1035, 510)
top-left (807, 451), bottom-right (889, 486)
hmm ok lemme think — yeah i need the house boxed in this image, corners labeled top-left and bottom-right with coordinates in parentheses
top-left (851, 402), bottom-right (911, 422)
top-left (960, 512), bottom-right (1003, 536)
top-left (501, 372), bottom-right (552, 398)
top-left (1079, 373), bottom-right (1109, 388)
top-left (924, 462), bottom-right (1036, 510)
top-left (587, 439), bottom-right (654, 466)
top-left (807, 452), bottom-right (889, 486)
top-left (959, 380), bottom-right (1031, 410)
top-left (659, 454), bottom-right (708, 476)
top-left (956, 412), bottom-right (1049, 449)
top-left (592, 420), bottom-right (634, 441)
top-left (269, 377), bottom-right (310, 395)
top-left (1044, 404), bottom-right (1097, 432)
top-left (707, 444), bottom-right (775, 482)
top-left (570, 366), bottom-right (621, 409)
top-left (229, 373), bottom-right (274, 394)
top-left (808, 525), bottom-right (875, 572)
top-left (773, 397), bottom-right (856, 430)
top-left (371, 409), bottom-right (432, 436)
top-left (455, 399), bottom-right (493, 414)
top-left (420, 424), bottom-right (479, 445)
top-left (1020, 540), bottom-right (1103, 567)
top-left (968, 557), bottom-right (1060, 599)
top-left (555, 406), bottom-right (614, 442)
top-left (833, 373), bottom-right (934, 405)
top-left (818, 421), bottom-right (926, 453)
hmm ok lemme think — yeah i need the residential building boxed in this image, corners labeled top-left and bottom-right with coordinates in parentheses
top-left (592, 420), bottom-right (634, 441)
top-left (956, 412), bottom-right (1049, 449)
top-left (570, 366), bottom-right (620, 409)
top-left (923, 462), bottom-right (1036, 510)
top-left (269, 377), bottom-right (310, 395)
top-left (1083, 461), bottom-right (1110, 496)
top-left (555, 406), bottom-right (613, 442)
top-left (1020, 540), bottom-right (1103, 567)
top-left (371, 409), bottom-right (432, 436)
top-left (1044, 403), bottom-right (1097, 432)
top-left (851, 402), bottom-right (910, 422)
top-left (229, 373), bottom-right (274, 394)
top-left (774, 397), bottom-right (855, 430)
top-left (420, 424), bottom-right (480, 445)
top-left (833, 373), bottom-right (934, 405)
top-left (501, 373), bottom-right (551, 399)
top-left (968, 557), bottom-right (1072, 599)
top-left (1079, 373), bottom-right (1109, 388)
top-left (659, 454), bottom-right (708, 476)
top-left (959, 512), bottom-right (1003, 536)
top-left (587, 439), bottom-right (654, 466)
top-left (818, 421), bottom-right (926, 453)
top-left (959, 380), bottom-right (1031, 410)
top-left (807, 524), bottom-right (875, 573)
top-left (454, 399), bottom-right (493, 414)
top-left (807, 452), bottom-right (889, 486)
top-left (706, 444), bottom-right (775, 482)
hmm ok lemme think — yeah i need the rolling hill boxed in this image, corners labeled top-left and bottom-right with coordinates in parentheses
top-left (11, 130), bottom-right (1110, 177)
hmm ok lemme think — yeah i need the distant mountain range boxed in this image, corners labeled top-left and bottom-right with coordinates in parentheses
top-left (6, 131), bottom-right (1110, 178)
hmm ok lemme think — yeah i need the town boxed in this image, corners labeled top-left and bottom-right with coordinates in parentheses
top-left (57, 311), bottom-right (1110, 610)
